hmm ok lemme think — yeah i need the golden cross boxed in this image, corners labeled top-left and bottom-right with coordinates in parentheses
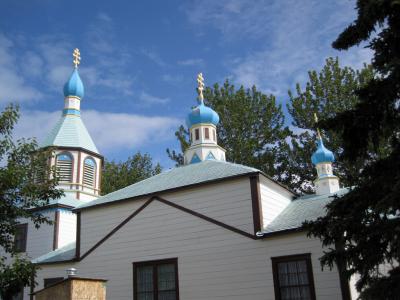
top-left (73, 48), bottom-right (81, 68)
top-left (197, 72), bottom-right (205, 103)
top-left (314, 113), bottom-right (322, 139)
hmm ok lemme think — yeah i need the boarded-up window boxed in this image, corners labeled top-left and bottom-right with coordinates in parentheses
top-left (133, 258), bottom-right (179, 300)
top-left (83, 157), bottom-right (96, 187)
top-left (204, 127), bottom-right (209, 139)
top-left (272, 254), bottom-right (316, 300)
top-left (56, 153), bottom-right (73, 183)
top-left (14, 224), bottom-right (28, 253)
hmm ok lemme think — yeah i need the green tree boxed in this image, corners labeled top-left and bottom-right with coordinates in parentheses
top-left (167, 81), bottom-right (291, 177)
top-left (0, 105), bottom-right (63, 298)
top-left (101, 152), bottom-right (162, 195)
top-left (304, 1), bottom-right (400, 299)
top-left (284, 57), bottom-right (374, 193)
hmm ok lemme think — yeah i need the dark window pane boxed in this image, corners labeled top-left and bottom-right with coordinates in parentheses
top-left (195, 129), bottom-right (199, 140)
top-left (14, 224), bottom-right (27, 252)
top-left (137, 266), bottom-right (154, 293)
top-left (158, 291), bottom-right (176, 300)
top-left (204, 128), bottom-right (209, 139)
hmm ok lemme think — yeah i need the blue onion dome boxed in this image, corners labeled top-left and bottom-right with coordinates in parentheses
top-left (186, 102), bottom-right (220, 128)
top-left (63, 68), bottom-right (84, 99)
top-left (311, 138), bottom-right (335, 165)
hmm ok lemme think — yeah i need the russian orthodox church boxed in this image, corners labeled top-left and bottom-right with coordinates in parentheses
top-left (5, 50), bottom-right (354, 300)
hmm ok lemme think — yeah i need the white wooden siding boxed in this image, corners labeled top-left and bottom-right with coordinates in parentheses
top-left (35, 199), bottom-right (343, 300)
top-left (259, 175), bottom-right (293, 228)
top-left (57, 210), bottom-right (77, 249)
top-left (80, 177), bottom-right (254, 255)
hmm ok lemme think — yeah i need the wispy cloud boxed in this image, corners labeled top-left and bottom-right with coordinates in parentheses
top-left (141, 48), bottom-right (167, 67)
top-left (0, 34), bottom-right (43, 104)
top-left (186, 0), bottom-right (372, 96)
top-left (14, 110), bottom-right (180, 153)
top-left (139, 91), bottom-right (170, 105)
top-left (162, 73), bottom-right (184, 85)
top-left (177, 58), bottom-right (204, 66)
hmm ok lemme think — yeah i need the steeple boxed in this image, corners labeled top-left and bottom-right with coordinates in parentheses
top-left (42, 49), bottom-right (102, 201)
top-left (311, 114), bottom-right (340, 195)
top-left (183, 73), bottom-right (226, 164)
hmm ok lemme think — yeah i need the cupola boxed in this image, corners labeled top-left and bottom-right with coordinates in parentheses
top-left (183, 73), bottom-right (226, 165)
top-left (311, 114), bottom-right (340, 195)
top-left (63, 68), bottom-right (84, 99)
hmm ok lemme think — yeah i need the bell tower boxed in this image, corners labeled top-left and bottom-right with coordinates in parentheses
top-left (42, 48), bottom-right (103, 202)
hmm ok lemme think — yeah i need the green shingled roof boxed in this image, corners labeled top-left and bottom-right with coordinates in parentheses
top-left (262, 188), bottom-right (348, 235)
top-left (32, 242), bottom-right (76, 264)
top-left (76, 160), bottom-right (260, 210)
top-left (42, 114), bottom-right (99, 154)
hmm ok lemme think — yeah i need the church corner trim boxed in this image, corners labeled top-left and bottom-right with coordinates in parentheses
top-left (249, 174), bottom-right (263, 235)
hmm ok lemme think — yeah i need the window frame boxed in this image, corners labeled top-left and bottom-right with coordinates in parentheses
top-left (83, 156), bottom-right (97, 188)
top-left (56, 152), bottom-right (74, 183)
top-left (271, 253), bottom-right (316, 300)
top-left (204, 127), bottom-right (209, 139)
top-left (132, 258), bottom-right (179, 300)
top-left (14, 223), bottom-right (28, 253)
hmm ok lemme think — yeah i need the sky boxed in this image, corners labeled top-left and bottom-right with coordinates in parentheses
top-left (0, 0), bottom-right (371, 168)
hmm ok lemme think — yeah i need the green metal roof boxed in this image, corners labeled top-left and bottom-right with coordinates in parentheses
top-left (262, 188), bottom-right (348, 235)
top-left (42, 114), bottom-right (99, 154)
top-left (76, 160), bottom-right (260, 210)
top-left (32, 242), bottom-right (76, 264)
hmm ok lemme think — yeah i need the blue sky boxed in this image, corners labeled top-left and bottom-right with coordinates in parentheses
top-left (0, 0), bottom-right (371, 168)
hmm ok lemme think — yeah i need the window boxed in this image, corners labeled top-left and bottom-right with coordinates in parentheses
top-left (204, 127), bottom-right (209, 139)
top-left (83, 157), bottom-right (96, 187)
top-left (56, 153), bottom-right (73, 183)
top-left (133, 258), bottom-right (179, 300)
top-left (271, 254), bottom-right (316, 300)
top-left (14, 224), bottom-right (28, 253)
top-left (213, 129), bottom-right (216, 142)
top-left (195, 128), bottom-right (199, 140)
top-left (44, 277), bottom-right (64, 288)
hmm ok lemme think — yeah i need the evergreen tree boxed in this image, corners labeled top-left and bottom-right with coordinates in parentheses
top-left (167, 81), bottom-right (291, 178)
top-left (304, 1), bottom-right (400, 299)
top-left (284, 57), bottom-right (374, 193)
top-left (0, 105), bottom-right (63, 298)
top-left (101, 152), bottom-right (162, 195)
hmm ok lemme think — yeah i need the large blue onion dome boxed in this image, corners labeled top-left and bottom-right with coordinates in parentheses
top-left (63, 68), bottom-right (84, 99)
top-left (186, 102), bottom-right (220, 128)
top-left (311, 138), bottom-right (335, 165)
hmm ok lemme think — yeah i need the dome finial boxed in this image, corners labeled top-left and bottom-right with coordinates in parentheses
top-left (314, 112), bottom-right (322, 140)
top-left (196, 72), bottom-right (205, 104)
top-left (73, 48), bottom-right (81, 69)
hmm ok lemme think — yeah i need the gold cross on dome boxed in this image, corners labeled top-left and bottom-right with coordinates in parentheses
top-left (73, 48), bottom-right (81, 68)
top-left (314, 113), bottom-right (322, 139)
top-left (197, 72), bottom-right (205, 103)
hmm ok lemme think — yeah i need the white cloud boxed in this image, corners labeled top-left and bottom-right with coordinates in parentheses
top-left (14, 110), bottom-right (180, 153)
top-left (0, 34), bottom-right (43, 104)
top-left (162, 74), bottom-right (184, 85)
top-left (141, 48), bottom-right (167, 67)
top-left (177, 58), bottom-right (204, 66)
top-left (186, 0), bottom-right (373, 96)
top-left (139, 91), bottom-right (170, 105)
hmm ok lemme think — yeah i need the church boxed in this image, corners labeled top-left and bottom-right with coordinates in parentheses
top-left (9, 50), bottom-right (354, 299)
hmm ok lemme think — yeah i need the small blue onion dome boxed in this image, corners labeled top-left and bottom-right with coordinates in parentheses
top-left (63, 69), bottom-right (84, 99)
top-left (186, 102), bottom-right (220, 128)
top-left (311, 138), bottom-right (335, 165)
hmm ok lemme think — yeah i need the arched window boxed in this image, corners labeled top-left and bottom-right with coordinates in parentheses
top-left (83, 157), bottom-right (96, 187)
top-left (56, 153), bottom-right (73, 183)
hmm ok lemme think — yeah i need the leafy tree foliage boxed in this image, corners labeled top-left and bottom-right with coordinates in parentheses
top-left (284, 57), bottom-right (374, 193)
top-left (0, 105), bottom-right (63, 298)
top-left (304, 1), bottom-right (400, 299)
top-left (101, 152), bottom-right (162, 195)
top-left (167, 81), bottom-right (291, 178)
